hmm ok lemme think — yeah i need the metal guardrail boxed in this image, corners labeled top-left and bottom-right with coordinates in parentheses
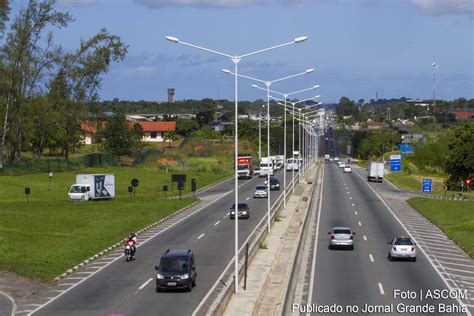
top-left (193, 170), bottom-right (303, 315)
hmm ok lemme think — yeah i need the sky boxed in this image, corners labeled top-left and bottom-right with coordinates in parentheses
top-left (9, 0), bottom-right (474, 103)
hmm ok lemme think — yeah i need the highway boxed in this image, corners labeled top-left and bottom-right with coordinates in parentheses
top-left (305, 129), bottom-right (468, 315)
top-left (31, 166), bottom-right (298, 315)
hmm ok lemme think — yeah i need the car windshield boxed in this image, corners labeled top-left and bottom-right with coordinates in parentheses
top-left (394, 238), bottom-right (413, 245)
top-left (159, 257), bottom-right (188, 273)
top-left (231, 203), bottom-right (248, 210)
top-left (69, 186), bottom-right (83, 193)
top-left (237, 165), bottom-right (248, 170)
top-left (333, 229), bottom-right (351, 235)
top-left (255, 186), bottom-right (266, 190)
top-left (260, 163), bottom-right (269, 168)
top-left (270, 179), bottom-right (278, 184)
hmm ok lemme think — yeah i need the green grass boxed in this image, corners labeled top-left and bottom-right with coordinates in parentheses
top-left (385, 172), bottom-right (472, 199)
top-left (0, 162), bottom-right (232, 281)
top-left (408, 198), bottom-right (474, 258)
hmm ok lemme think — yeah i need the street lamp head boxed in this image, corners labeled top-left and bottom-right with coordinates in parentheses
top-left (305, 68), bottom-right (315, 74)
top-left (222, 69), bottom-right (232, 75)
top-left (294, 36), bottom-right (309, 43)
top-left (165, 36), bottom-right (179, 43)
top-left (252, 84), bottom-right (259, 88)
top-left (313, 85), bottom-right (320, 89)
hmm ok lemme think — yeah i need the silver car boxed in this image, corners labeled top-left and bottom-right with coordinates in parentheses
top-left (328, 227), bottom-right (355, 250)
top-left (388, 237), bottom-right (417, 261)
top-left (253, 185), bottom-right (268, 198)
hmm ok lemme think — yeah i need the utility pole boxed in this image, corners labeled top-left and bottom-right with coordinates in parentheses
top-left (432, 61), bottom-right (438, 124)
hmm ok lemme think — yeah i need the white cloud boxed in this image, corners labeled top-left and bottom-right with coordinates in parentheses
top-left (409, 0), bottom-right (474, 16)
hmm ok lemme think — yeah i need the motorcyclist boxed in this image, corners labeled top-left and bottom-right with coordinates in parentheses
top-left (124, 232), bottom-right (137, 258)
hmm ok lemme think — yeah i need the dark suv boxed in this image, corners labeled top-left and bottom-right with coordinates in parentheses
top-left (155, 249), bottom-right (197, 292)
top-left (230, 203), bottom-right (250, 219)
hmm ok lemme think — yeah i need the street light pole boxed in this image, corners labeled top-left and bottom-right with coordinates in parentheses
top-left (259, 110), bottom-right (262, 160)
top-left (166, 35), bottom-right (308, 294)
top-left (432, 61), bottom-right (438, 124)
top-left (224, 69), bottom-right (314, 233)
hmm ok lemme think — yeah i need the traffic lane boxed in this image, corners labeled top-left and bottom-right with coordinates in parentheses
top-left (312, 163), bottom-right (378, 309)
top-left (339, 166), bottom-right (463, 314)
top-left (35, 169), bottom-right (295, 315)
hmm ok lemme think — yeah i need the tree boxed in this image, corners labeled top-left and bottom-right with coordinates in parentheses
top-left (445, 123), bottom-right (474, 187)
top-left (99, 109), bottom-right (144, 159)
top-left (175, 119), bottom-right (199, 137)
top-left (196, 110), bottom-right (213, 127)
top-left (163, 131), bottom-right (179, 148)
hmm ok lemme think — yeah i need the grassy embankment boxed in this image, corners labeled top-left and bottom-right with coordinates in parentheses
top-left (408, 198), bottom-right (474, 258)
top-left (0, 157), bottom-right (232, 282)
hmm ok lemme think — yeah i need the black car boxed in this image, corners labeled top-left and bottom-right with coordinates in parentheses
top-left (269, 178), bottom-right (280, 190)
top-left (230, 203), bottom-right (250, 219)
top-left (155, 249), bottom-right (197, 292)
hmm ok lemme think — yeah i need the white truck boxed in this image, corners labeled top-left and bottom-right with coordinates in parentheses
top-left (68, 174), bottom-right (115, 201)
top-left (367, 162), bottom-right (384, 182)
top-left (324, 154), bottom-right (330, 161)
top-left (259, 157), bottom-right (274, 177)
top-left (286, 158), bottom-right (299, 171)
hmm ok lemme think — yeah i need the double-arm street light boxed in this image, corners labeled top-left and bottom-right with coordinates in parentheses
top-left (222, 69), bottom-right (314, 234)
top-left (251, 84), bottom-right (319, 206)
top-left (271, 96), bottom-right (320, 188)
top-left (165, 35), bottom-right (308, 293)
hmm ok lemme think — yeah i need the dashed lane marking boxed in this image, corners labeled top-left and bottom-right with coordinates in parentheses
top-left (355, 211), bottom-right (358, 215)
top-left (358, 221), bottom-right (362, 226)
top-left (135, 278), bottom-right (153, 294)
top-left (214, 221), bottom-right (220, 226)
top-left (197, 233), bottom-right (205, 240)
top-left (369, 254), bottom-right (375, 262)
top-left (363, 235), bottom-right (367, 241)
top-left (378, 283), bottom-right (385, 295)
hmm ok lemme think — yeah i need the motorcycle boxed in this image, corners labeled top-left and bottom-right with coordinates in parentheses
top-left (124, 240), bottom-right (136, 262)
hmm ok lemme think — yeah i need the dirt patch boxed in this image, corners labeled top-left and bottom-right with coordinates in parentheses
top-left (0, 271), bottom-right (49, 302)
top-left (158, 157), bottom-right (178, 165)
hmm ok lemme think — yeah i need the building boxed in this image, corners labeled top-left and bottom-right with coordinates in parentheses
top-left (450, 109), bottom-right (474, 120)
top-left (80, 122), bottom-right (99, 145)
top-left (167, 88), bottom-right (175, 103)
top-left (81, 121), bottom-right (176, 143)
top-left (131, 121), bottom-right (176, 142)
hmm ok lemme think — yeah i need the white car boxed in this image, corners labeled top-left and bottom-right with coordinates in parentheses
top-left (339, 163), bottom-right (346, 168)
top-left (334, 157), bottom-right (339, 162)
top-left (329, 158), bottom-right (334, 162)
top-left (388, 237), bottom-right (417, 261)
top-left (343, 165), bottom-right (352, 173)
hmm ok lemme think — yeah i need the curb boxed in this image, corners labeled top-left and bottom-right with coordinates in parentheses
top-left (53, 200), bottom-right (200, 282)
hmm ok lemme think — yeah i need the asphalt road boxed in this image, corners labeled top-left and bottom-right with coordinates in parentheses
top-left (306, 130), bottom-right (467, 316)
top-left (32, 166), bottom-right (298, 316)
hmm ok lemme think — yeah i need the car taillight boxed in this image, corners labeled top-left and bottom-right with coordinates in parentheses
top-left (330, 235), bottom-right (335, 240)
top-left (349, 235), bottom-right (353, 240)
top-left (393, 247), bottom-right (397, 251)
top-left (411, 247), bottom-right (415, 252)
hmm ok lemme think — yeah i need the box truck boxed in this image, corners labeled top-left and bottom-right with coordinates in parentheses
top-left (237, 155), bottom-right (253, 179)
top-left (367, 162), bottom-right (384, 182)
top-left (259, 157), bottom-right (274, 177)
top-left (68, 174), bottom-right (115, 201)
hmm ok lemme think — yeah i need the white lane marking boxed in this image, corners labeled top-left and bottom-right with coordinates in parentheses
top-left (0, 291), bottom-right (17, 316)
top-left (56, 283), bottom-right (77, 286)
top-left (347, 191), bottom-right (350, 194)
top-left (358, 221), bottom-right (362, 226)
top-left (435, 260), bottom-right (474, 269)
top-left (441, 266), bottom-right (474, 275)
top-left (246, 197), bottom-right (250, 201)
top-left (224, 213), bottom-right (229, 219)
top-left (307, 163), bottom-right (325, 312)
top-left (48, 290), bottom-right (64, 293)
top-left (16, 310), bottom-right (34, 314)
top-left (135, 278), bottom-right (153, 294)
top-left (349, 197), bottom-right (352, 200)
top-left (355, 211), bottom-right (358, 215)
top-left (429, 254), bottom-right (471, 262)
top-left (363, 235), bottom-right (367, 241)
top-left (30, 187), bottom-right (239, 316)
top-left (64, 277), bottom-right (83, 280)
top-left (214, 221), bottom-right (220, 226)
top-left (419, 244), bottom-right (461, 253)
top-left (378, 282), bottom-right (385, 295)
top-left (354, 171), bottom-right (472, 315)
top-left (369, 254), bottom-right (374, 262)
top-left (351, 203), bottom-right (355, 207)
top-left (74, 272), bottom-right (93, 274)
top-left (427, 249), bottom-right (467, 258)
top-left (197, 233), bottom-right (205, 240)
top-left (413, 234), bottom-right (453, 245)
top-left (23, 304), bottom-right (42, 307)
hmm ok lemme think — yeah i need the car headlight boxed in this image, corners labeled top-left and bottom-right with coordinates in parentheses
top-left (157, 273), bottom-right (164, 279)
top-left (242, 211), bottom-right (247, 214)
top-left (181, 273), bottom-right (189, 280)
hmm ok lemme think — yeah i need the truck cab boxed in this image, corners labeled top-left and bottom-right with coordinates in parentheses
top-left (68, 184), bottom-right (92, 201)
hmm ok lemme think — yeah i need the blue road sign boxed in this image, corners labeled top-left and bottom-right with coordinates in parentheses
top-left (399, 144), bottom-right (414, 157)
top-left (422, 178), bottom-right (432, 193)
top-left (390, 154), bottom-right (401, 172)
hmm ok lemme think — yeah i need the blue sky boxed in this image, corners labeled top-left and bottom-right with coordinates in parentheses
top-left (10, 0), bottom-right (474, 103)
